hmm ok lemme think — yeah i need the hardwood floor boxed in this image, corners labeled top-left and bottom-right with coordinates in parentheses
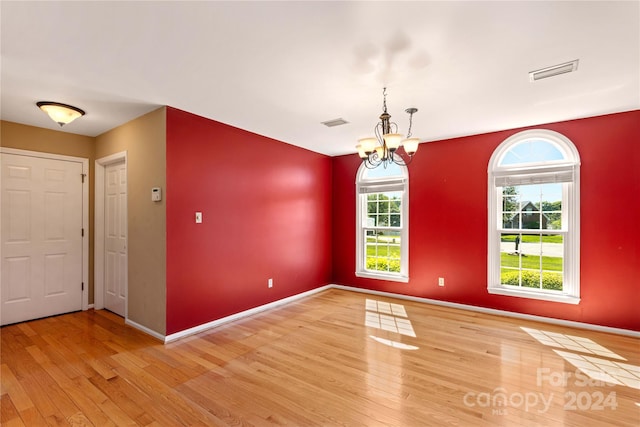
top-left (1, 289), bottom-right (638, 426)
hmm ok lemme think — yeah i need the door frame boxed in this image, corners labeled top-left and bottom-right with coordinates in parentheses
top-left (94, 151), bottom-right (128, 316)
top-left (0, 147), bottom-right (89, 311)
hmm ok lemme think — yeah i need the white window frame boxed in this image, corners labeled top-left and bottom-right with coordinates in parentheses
top-left (356, 164), bottom-right (409, 282)
top-left (487, 129), bottom-right (580, 304)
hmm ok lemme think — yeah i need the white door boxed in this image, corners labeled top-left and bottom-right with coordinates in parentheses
top-left (104, 160), bottom-right (127, 317)
top-left (1, 153), bottom-right (83, 325)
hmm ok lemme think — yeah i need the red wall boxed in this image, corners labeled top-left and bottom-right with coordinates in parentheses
top-left (165, 107), bottom-right (638, 335)
top-left (332, 110), bottom-right (640, 331)
top-left (166, 107), bottom-right (332, 334)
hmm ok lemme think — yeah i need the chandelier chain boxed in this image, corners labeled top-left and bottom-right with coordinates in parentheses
top-left (382, 87), bottom-right (388, 113)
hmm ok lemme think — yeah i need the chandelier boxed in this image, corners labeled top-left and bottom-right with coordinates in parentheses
top-left (356, 88), bottom-right (419, 169)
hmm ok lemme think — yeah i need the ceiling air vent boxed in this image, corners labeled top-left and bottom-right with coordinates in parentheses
top-left (321, 118), bottom-right (349, 127)
top-left (529, 59), bottom-right (579, 82)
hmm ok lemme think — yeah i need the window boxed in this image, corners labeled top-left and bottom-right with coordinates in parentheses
top-left (488, 129), bottom-right (580, 303)
top-left (356, 162), bottom-right (408, 282)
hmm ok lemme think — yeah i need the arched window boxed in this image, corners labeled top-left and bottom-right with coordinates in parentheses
top-left (488, 129), bottom-right (580, 303)
top-left (356, 162), bottom-right (409, 282)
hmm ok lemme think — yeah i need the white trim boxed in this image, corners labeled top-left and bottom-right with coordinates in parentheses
top-left (487, 129), bottom-right (580, 303)
top-left (164, 285), bottom-right (333, 343)
top-left (492, 129), bottom-right (581, 169)
top-left (355, 163), bottom-right (409, 282)
top-left (355, 270), bottom-right (409, 283)
top-left (331, 285), bottom-right (640, 338)
top-left (126, 284), bottom-right (638, 342)
top-left (1, 147), bottom-right (87, 163)
top-left (487, 286), bottom-right (580, 304)
top-left (0, 148), bottom-right (90, 312)
top-left (94, 151), bottom-right (127, 316)
top-left (125, 318), bottom-right (166, 342)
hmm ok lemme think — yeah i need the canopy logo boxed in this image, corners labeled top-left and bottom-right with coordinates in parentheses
top-left (462, 368), bottom-right (618, 416)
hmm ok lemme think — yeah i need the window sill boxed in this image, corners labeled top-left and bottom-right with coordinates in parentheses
top-left (356, 271), bottom-right (409, 283)
top-left (488, 286), bottom-right (580, 304)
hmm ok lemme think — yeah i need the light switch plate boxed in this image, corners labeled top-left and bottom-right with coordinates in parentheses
top-left (195, 212), bottom-right (203, 223)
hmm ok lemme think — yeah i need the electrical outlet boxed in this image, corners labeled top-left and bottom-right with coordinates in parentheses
top-left (268, 278), bottom-right (273, 288)
top-left (438, 277), bottom-right (445, 287)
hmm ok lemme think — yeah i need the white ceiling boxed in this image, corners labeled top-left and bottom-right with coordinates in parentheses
top-left (1, 1), bottom-right (638, 156)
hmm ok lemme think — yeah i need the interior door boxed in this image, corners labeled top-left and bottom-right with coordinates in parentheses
top-left (104, 160), bottom-right (127, 317)
top-left (1, 152), bottom-right (83, 325)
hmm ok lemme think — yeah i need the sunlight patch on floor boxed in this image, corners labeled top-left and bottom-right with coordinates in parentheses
top-left (553, 349), bottom-right (640, 390)
top-left (365, 299), bottom-right (408, 317)
top-left (365, 299), bottom-right (416, 337)
top-left (370, 335), bottom-right (419, 350)
top-left (365, 299), bottom-right (419, 350)
top-left (521, 326), bottom-right (639, 391)
top-left (521, 326), bottom-right (625, 360)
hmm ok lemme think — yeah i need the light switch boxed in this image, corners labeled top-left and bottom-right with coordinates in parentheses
top-left (195, 212), bottom-right (203, 223)
top-left (151, 187), bottom-right (162, 202)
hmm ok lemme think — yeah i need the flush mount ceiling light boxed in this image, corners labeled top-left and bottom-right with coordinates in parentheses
top-left (529, 59), bottom-right (579, 82)
top-left (356, 87), bottom-right (420, 169)
top-left (37, 101), bottom-right (85, 127)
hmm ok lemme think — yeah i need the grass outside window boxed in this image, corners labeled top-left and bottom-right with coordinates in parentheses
top-left (365, 233), bottom-right (401, 273)
top-left (500, 252), bottom-right (563, 291)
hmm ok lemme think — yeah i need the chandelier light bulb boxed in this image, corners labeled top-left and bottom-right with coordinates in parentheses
top-left (402, 138), bottom-right (420, 156)
top-left (358, 137), bottom-right (377, 155)
top-left (384, 133), bottom-right (403, 151)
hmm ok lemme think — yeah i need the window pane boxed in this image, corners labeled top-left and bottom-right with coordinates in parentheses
top-left (540, 185), bottom-right (562, 230)
top-left (366, 191), bottom-right (402, 228)
top-left (499, 140), bottom-right (565, 166)
top-left (500, 183), bottom-right (563, 231)
top-left (365, 230), bottom-right (401, 273)
top-left (357, 161), bottom-right (408, 281)
top-left (522, 202), bottom-right (542, 230)
top-left (501, 186), bottom-right (519, 228)
top-left (362, 162), bottom-right (403, 179)
top-left (501, 266), bottom-right (521, 286)
top-left (542, 272), bottom-right (563, 291)
top-left (499, 232), bottom-right (563, 291)
top-left (502, 187), bottom-right (519, 211)
top-left (386, 191), bottom-right (402, 199)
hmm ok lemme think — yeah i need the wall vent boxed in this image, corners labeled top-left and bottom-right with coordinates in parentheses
top-left (529, 59), bottom-right (579, 82)
top-left (321, 118), bottom-right (349, 127)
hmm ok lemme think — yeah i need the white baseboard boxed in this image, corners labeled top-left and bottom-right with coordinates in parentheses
top-left (332, 284), bottom-right (640, 338)
top-left (125, 283), bottom-right (640, 342)
top-left (163, 285), bottom-right (334, 343)
top-left (125, 318), bottom-right (166, 342)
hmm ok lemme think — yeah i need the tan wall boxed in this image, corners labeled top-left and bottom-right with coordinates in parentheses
top-left (0, 121), bottom-right (96, 303)
top-left (95, 107), bottom-right (167, 335)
